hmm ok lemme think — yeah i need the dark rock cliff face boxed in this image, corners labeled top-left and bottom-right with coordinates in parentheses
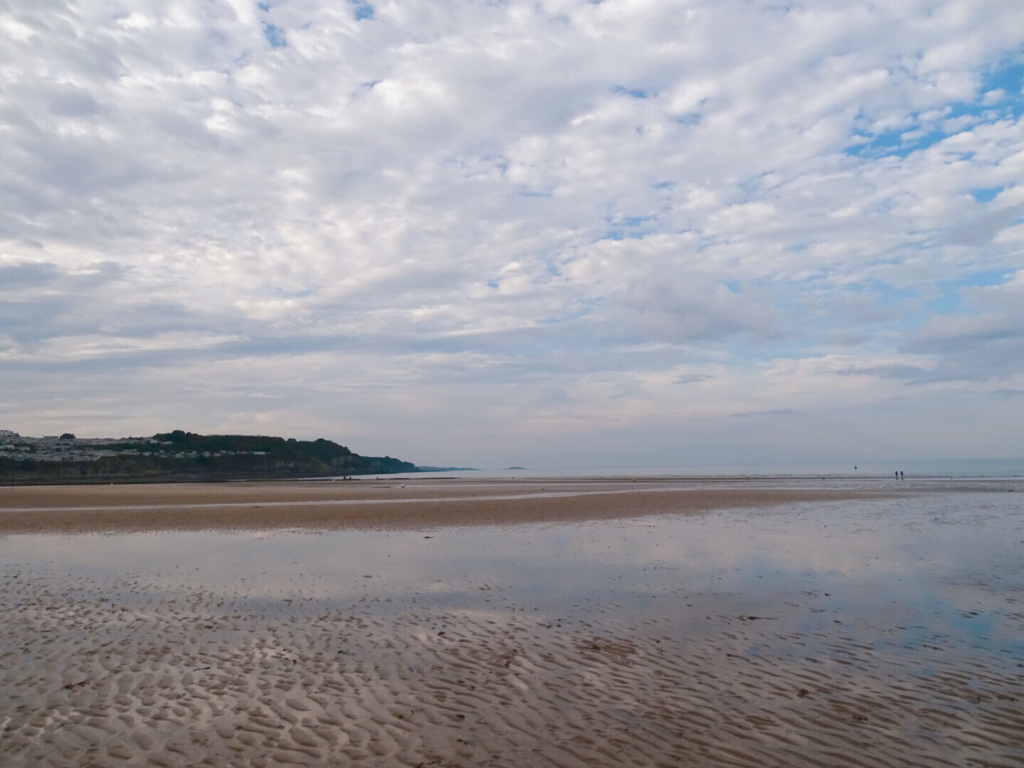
top-left (0, 431), bottom-right (418, 485)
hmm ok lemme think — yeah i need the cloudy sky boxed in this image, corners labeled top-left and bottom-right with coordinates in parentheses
top-left (2, 0), bottom-right (1023, 468)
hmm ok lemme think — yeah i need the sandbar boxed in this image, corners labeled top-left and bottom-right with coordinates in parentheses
top-left (0, 477), bottom-right (903, 533)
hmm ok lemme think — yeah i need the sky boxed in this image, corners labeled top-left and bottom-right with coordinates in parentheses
top-left (1, 0), bottom-right (1023, 469)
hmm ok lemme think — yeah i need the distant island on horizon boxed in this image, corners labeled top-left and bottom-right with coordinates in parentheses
top-left (0, 430), bottom-right (436, 485)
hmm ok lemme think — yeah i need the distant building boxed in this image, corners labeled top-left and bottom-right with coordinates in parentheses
top-left (0, 429), bottom-right (19, 438)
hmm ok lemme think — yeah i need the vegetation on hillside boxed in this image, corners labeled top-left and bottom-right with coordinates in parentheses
top-left (0, 430), bottom-right (417, 484)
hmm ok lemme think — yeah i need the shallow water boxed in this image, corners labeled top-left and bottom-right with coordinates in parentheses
top-left (1, 490), bottom-right (1022, 767)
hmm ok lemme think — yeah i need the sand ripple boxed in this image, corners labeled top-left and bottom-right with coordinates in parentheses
top-left (1, 567), bottom-right (1021, 767)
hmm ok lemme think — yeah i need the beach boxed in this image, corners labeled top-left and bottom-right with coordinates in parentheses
top-left (1, 477), bottom-right (1022, 767)
top-left (0, 475), bottom-right (937, 534)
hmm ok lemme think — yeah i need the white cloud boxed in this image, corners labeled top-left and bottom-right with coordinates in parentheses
top-left (0, 0), bottom-right (1023, 465)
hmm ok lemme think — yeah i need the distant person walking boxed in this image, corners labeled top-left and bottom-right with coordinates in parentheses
top-left (900, 470), bottom-right (904, 480)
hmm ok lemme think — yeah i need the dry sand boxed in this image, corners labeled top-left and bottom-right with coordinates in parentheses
top-left (0, 478), bottom-right (898, 533)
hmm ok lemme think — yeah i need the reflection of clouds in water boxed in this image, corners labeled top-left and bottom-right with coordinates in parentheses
top-left (3, 494), bottom-right (1021, 628)
top-left (533, 503), bottom-right (895, 583)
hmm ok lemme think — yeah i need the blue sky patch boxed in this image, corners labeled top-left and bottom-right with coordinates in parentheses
top-left (846, 127), bottom-right (945, 159)
top-left (617, 215), bottom-right (654, 227)
top-left (846, 63), bottom-right (1024, 159)
top-left (262, 22), bottom-right (286, 48)
top-left (983, 63), bottom-right (1023, 100)
top-left (970, 187), bottom-right (1003, 203)
top-left (613, 85), bottom-right (652, 99)
top-left (351, 0), bottom-right (374, 21)
top-left (598, 213), bottom-right (655, 242)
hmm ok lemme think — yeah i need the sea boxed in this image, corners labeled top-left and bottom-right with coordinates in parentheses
top-left (383, 457), bottom-right (1024, 481)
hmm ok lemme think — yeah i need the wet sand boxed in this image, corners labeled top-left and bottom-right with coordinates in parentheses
top-left (1, 482), bottom-right (1022, 767)
top-left (10, 576), bottom-right (1022, 768)
top-left (0, 477), bottom-right (906, 533)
